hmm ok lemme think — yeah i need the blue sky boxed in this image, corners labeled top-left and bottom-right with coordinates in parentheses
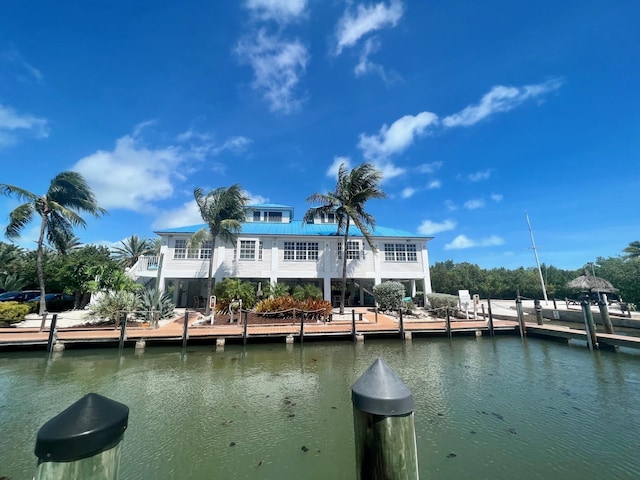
top-left (1, 0), bottom-right (638, 270)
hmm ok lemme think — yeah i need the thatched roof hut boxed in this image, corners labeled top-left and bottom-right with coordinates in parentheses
top-left (566, 270), bottom-right (618, 294)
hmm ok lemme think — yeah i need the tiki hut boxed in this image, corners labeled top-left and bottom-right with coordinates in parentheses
top-left (566, 269), bottom-right (618, 301)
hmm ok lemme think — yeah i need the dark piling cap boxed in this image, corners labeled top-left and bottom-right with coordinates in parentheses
top-left (35, 393), bottom-right (129, 462)
top-left (352, 358), bottom-right (413, 416)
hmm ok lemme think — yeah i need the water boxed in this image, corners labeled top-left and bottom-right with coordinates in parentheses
top-left (2, 337), bottom-right (640, 479)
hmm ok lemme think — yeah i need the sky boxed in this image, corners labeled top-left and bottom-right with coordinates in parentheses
top-left (0, 0), bottom-right (638, 271)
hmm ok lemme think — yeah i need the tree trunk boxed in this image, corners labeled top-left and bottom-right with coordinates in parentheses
top-left (204, 235), bottom-right (216, 316)
top-left (37, 214), bottom-right (48, 316)
top-left (340, 221), bottom-right (351, 315)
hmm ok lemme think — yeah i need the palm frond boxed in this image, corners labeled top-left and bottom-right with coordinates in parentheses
top-left (5, 203), bottom-right (35, 239)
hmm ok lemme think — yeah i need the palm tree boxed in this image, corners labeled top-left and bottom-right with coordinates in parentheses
top-left (1, 171), bottom-right (106, 314)
top-left (112, 235), bottom-right (152, 268)
top-left (623, 241), bottom-right (640, 260)
top-left (304, 162), bottom-right (386, 314)
top-left (47, 233), bottom-right (82, 255)
top-left (191, 185), bottom-right (249, 315)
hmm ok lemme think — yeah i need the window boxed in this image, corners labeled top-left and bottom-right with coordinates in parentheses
top-left (240, 240), bottom-right (256, 260)
top-left (266, 211), bottom-right (282, 222)
top-left (321, 213), bottom-right (336, 223)
top-left (384, 243), bottom-right (417, 262)
top-left (174, 239), bottom-right (186, 259)
top-left (199, 240), bottom-right (213, 259)
top-left (253, 211), bottom-right (261, 221)
top-left (338, 241), bottom-right (362, 260)
top-left (284, 241), bottom-right (319, 261)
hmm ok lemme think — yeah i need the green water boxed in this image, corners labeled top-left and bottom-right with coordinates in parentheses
top-left (2, 337), bottom-right (640, 479)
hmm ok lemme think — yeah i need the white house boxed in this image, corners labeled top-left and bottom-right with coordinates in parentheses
top-left (130, 203), bottom-right (433, 308)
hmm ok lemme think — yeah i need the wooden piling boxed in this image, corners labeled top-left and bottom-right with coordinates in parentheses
top-left (487, 299), bottom-right (495, 338)
top-left (299, 312), bottom-right (305, 344)
top-left (445, 308), bottom-right (452, 339)
top-left (581, 300), bottom-right (598, 350)
top-left (182, 310), bottom-right (189, 349)
top-left (598, 300), bottom-right (614, 334)
top-left (118, 313), bottom-right (127, 351)
top-left (399, 309), bottom-right (405, 340)
top-left (516, 298), bottom-right (525, 338)
top-left (46, 314), bottom-right (58, 353)
top-left (534, 299), bottom-right (544, 325)
top-left (33, 393), bottom-right (129, 480)
top-left (352, 358), bottom-right (418, 480)
top-left (352, 309), bottom-right (357, 343)
top-left (243, 311), bottom-right (249, 345)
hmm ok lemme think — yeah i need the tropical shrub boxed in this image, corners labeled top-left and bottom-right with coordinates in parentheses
top-left (262, 281), bottom-right (290, 299)
top-left (214, 278), bottom-right (256, 313)
top-left (292, 284), bottom-right (323, 301)
top-left (0, 301), bottom-right (30, 325)
top-left (255, 295), bottom-right (332, 320)
top-left (89, 291), bottom-right (140, 325)
top-left (373, 281), bottom-right (405, 312)
top-left (138, 288), bottom-right (175, 324)
top-left (426, 293), bottom-right (459, 318)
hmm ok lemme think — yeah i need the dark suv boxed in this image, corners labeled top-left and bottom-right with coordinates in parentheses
top-left (0, 290), bottom-right (41, 302)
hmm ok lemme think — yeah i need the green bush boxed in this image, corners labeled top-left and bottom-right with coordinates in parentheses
top-left (214, 278), bottom-right (256, 313)
top-left (89, 291), bottom-right (140, 325)
top-left (373, 281), bottom-right (405, 312)
top-left (0, 301), bottom-right (30, 324)
top-left (138, 288), bottom-right (175, 324)
top-left (292, 284), bottom-right (323, 301)
top-left (255, 295), bottom-right (332, 320)
top-left (426, 293), bottom-right (459, 318)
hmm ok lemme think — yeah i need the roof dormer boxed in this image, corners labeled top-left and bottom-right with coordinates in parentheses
top-left (247, 203), bottom-right (293, 223)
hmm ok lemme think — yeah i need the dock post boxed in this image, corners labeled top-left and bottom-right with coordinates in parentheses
top-left (243, 311), bottom-right (248, 345)
top-left (516, 298), bottom-right (525, 338)
top-left (581, 301), bottom-right (598, 350)
top-left (399, 309), bottom-right (405, 340)
top-left (182, 310), bottom-right (189, 350)
top-left (299, 312), bottom-right (305, 344)
top-left (534, 299), bottom-right (543, 325)
top-left (445, 308), bottom-right (452, 339)
top-left (487, 299), bottom-right (495, 337)
top-left (375, 306), bottom-right (378, 324)
top-left (598, 300), bottom-right (614, 334)
top-left (33, 393), bottom-right (129, 479)
top-left (351, 358), bottom-right (418, 480)
top-left (352, 309), bottom-right (357, 343)
top-left (118, 313), bottom-right (127, 351)
top-left (46, 314), bottom-right (58, 354)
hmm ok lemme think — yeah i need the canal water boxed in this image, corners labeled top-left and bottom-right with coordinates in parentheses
top-left (2, 337), bottom-right (640, 479)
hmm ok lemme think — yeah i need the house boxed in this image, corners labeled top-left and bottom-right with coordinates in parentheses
top-left (130, 203), bottom-right (433, 308)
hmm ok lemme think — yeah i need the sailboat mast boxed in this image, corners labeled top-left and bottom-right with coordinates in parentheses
top-left (526, 212), bottom-right (549, 303)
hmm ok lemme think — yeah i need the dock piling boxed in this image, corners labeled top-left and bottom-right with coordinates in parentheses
top-left (46, 314), bottom-right (58, 354)
top-left (487, 299), bottom-right (495, 337)
top-left (182, 310), bottom-right (189, 349)
top-left (580, 300), bottom-right (598, 350)
top-left (33, 393), bottom-right (129, 479)
top-left (598, 300), bottom-right (614, 334)
top-left (351, 358), bottom-right (418, 480)
top-left (534, 299), bottom-right (543, 325)
top-left (445, 308), bottom-right (452, 339)
top-left (516, 298), bottom-right (525, 338)
top-left (118, 313), bottom-right (127, 351)
top-left (352, 309), bottom-right (357, 342)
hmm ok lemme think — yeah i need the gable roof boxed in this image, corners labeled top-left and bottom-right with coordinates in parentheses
top-left (155, 220), bottom-right (431, 240)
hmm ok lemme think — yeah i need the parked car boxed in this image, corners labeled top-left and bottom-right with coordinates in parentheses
top-left (0, 290), bottom-right (41, 302)
top-left (31, 293), bottom-right (75, 312)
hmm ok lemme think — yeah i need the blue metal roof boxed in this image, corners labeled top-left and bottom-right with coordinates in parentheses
top-left (156, 220), bottom-right (431, 239)
top-left (247, 203), bottom-right (293, 209)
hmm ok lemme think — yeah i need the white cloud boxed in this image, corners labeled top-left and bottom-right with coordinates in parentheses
top-left (464, 199), bottom-right (485, 210)
top-left (442, 78), bottom-right (563, 128)
top-left (152, 200), bottom-right (203, 229)
top-left (245, 0), bottom-right (307, 24)
top-left (468, 169), bottom-right (491, 182)
top-left (327, 156), bottom-right (351, 177)
top-left (417, 219), bottom-right (456, 235)
top-left (0, 103), bottom-right (48, 147)
top-left (246, 191), bottom-right (268, 204)
top-left (73, 127), bottom-right (249, 211)
top-left (491, 193), bottom-right (503, 202)
top-left (416, 161), bottom-right (442, 174)
top-left (335, 0), bottom-right (404, 54)
top-left (444, 200), bottom-right (457, 211)
top-left (426, 180), bottom-right (441, 189)
top-left (358, 111), bottom-right (438, 160)
top-left (444, 234), bottom-right (504, 250)
top-left (375, 161), bottom-right (406, 181)
top-left (401, 187), bottom-right (416, 199)
top-left (236, 29), bottom-right (310, 114)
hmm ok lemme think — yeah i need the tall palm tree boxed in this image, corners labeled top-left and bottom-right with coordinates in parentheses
top-left (112, 235), bottom-right (152, 268)
top-left (191, 185), bottom-right (249, 315)
top-left (1, 171), bottom-right (106, 314)
top-left (623, 241), bottom-right (640, 260)
top-left (46, 233), bottom-right (83, 255)
top-left (304, 162), bottom-right (386, 314)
